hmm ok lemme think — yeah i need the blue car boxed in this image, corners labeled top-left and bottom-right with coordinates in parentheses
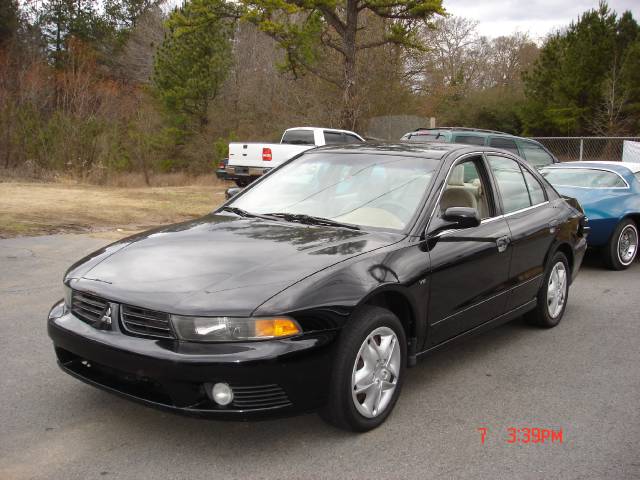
top-left (541, 161), bottom-right (640, 270)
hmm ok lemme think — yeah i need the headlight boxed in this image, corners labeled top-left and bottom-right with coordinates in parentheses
top-left (171, 315), bottom-right (301, 342)
top-left (63, 284), bottom-right (72, 310)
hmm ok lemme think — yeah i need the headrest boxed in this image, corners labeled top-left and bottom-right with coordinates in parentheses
top-left (448, 165), bottom-right (465, 186)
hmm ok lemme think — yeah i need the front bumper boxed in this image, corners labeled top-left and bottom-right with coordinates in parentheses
top-left (47, 301), bottom-right (338, 419)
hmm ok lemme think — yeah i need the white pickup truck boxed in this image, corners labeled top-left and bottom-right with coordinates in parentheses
top-left (221, 127), bottom-right (364, 186)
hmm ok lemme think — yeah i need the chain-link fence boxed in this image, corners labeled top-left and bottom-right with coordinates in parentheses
top-left (531, 137), bottom-right (640, 162)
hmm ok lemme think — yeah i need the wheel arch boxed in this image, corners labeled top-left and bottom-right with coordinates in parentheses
top-left (356, 286), bottom-right (419, 344)
top-left (546, 241), bottom-right (575, 279)
top-left (622, 213), bottom-right (640, 229)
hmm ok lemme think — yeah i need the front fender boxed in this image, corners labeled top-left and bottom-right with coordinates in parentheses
top-left (252, 240), bottom-right (430, 346)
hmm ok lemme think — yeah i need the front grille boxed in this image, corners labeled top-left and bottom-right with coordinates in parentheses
top-left (231, 384), bottom-right (292, 409)
top-left (121, 304), bottom-right (174, 339)
top-left (71, 291), bottom-right (109, 326)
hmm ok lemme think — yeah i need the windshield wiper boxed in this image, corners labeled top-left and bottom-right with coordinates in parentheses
top-left (265, 212), bottom-right (360, 230)
top-left (219, 206), bottom-right (254, 217)
top-left (219, 206), bottom-right (277, 221)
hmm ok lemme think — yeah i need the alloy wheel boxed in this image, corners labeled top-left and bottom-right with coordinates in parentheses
top-left (351, 326), bottom-right (401, 418)
top-left (547, 262), bottom-right (567, 319)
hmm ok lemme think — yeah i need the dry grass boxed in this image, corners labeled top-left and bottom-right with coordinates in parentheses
top-left (0, 179), bottom-right (231, 238)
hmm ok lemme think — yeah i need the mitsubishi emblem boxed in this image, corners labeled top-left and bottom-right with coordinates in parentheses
top-left (100, 306), bottom-right (112, 326)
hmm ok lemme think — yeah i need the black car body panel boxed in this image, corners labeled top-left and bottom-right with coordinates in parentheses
top-left (48, 143), bottom-right (588, 419)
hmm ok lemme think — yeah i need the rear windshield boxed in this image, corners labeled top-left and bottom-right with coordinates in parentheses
top-left (541, 168), bottom-right (628, 188)
top-left (282, 130), bottom-right (315, 145)
top-left (520, 142), bottom-right (555, 168)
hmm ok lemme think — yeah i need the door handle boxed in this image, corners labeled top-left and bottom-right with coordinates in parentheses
top-left (496, 236), bottom-right (510, 253)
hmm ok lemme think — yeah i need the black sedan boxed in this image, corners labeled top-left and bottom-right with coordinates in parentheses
top-left (48, 143), bottom-right (588, 432)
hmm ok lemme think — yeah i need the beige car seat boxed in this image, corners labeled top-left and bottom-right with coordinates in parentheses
top-left (440, 166), bottom-right (477, 212)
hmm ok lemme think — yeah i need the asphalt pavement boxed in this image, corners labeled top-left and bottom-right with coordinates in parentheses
top-left (1, 233), bottom-right (639, 480)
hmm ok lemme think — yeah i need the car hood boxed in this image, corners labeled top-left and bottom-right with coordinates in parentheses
top-left (67, 214), bottom-right (401, 316)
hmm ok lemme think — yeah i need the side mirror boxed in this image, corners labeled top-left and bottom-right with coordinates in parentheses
top-left (225, 187), bottom-right (242, 200)
top-left (441, 207), bottom-right (481, 229)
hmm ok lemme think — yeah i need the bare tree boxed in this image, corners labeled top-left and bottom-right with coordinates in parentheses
top-left (116, 5), bottom-right (164, 84)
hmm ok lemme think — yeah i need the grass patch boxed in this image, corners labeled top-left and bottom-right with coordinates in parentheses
top-left (0, 181), bottom-right (231, 238)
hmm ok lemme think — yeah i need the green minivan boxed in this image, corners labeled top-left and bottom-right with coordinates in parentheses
top-left (400, 127), bottom-right (558, 169)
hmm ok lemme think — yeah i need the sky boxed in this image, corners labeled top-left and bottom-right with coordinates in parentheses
top-left (445, 0), bottom-right (640, 40)
top-left (162, 0), bottom-right (639, 41)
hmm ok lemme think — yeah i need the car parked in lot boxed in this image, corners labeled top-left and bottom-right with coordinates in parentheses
top-left (218, 127), bottom-right (364, 186)
top-left (401, 127), bottom-right (559, 169)
top-left (48, 143), bottom-right (587, 432)
top-left (541, 161), bottom-right (640, 269)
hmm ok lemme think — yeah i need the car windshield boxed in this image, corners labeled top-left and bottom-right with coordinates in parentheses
top-left (541, 167), bottom-right (628, 188)
top-left (229, 152), bottom-right (439, 230)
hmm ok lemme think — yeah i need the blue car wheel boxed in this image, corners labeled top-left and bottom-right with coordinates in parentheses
top-left (604, 219), bottom-right (638, 270)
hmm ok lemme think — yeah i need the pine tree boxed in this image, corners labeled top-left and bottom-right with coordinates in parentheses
top-left (152, 0), bottom-right (234, 131)
top-left (523, 2), bottom-right (640, 135)
top-left (240, 0), bottom-right (444, 129)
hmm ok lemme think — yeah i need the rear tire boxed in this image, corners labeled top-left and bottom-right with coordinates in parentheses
top-left (234, 178), bottom-right (250, 188)
top-left (603, 219), bottom-right (638, 270)
top-left (320, 306), bottom-right (406, 432)
top-left (525, 251), bottom-right (569, 328)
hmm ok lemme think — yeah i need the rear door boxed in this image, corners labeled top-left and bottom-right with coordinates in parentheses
top-left (486, 154), bottom-right (557, 310)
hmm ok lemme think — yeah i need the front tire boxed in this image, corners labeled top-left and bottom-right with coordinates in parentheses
top-left (525, 251), bottom-right (570, 328)
top-left (603, 219), bottom-right (638, 270)
top-left (320, 306), bottom-right (406, 432)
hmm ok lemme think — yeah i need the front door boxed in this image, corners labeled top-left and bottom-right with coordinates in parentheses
top-left (426, 155), bottom-right (512, 346)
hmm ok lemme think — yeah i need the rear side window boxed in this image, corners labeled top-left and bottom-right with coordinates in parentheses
top-left (541, 168), bottom-right (628, 188)
top-left (344, 134), bottom-right (363, 144)
top-left (520, 142), bottom-right (555, 168)
top-left (489, 137), bottom-right (519, 155)
top-left (522, 168), bottom-right (547, 205)
top-left (282, 130), bottom-right (315, 145)
top-left (324, 131), bottom-right (346, 145)
top-left (487, 156), bottom-right (532, 214)
top-left (454, 135), bottom-right (485, 146)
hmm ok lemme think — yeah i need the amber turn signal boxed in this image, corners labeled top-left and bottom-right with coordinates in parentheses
top-left (254, 317), bottom-right (301, 338)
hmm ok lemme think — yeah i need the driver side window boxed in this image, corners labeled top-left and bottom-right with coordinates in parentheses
top-left (440, 159), bottom-right (492, 220)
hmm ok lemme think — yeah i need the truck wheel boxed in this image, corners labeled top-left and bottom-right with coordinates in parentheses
top-left (525, 251), bottom-right (569, 328)
top-left (603, 219), bottom-right (638, 270)
top-left (320, 306), bottom-right (406, 432)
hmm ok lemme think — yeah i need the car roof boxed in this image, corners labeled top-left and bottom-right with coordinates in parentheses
top-left (308, 142), bottom-right (520, 160)
top-left (544, 161), bottom-right (640, 175)
top-left (284, 127), bottom-right (360, 135)
top-left (406, 127), bottom-right (514, 137)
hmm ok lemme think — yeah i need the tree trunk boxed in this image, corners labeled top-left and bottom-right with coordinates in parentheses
top-left (339, 0), bottom-right (358, 130)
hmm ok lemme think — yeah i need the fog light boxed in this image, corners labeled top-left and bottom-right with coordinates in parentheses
top-left (211, 382), bottom-right (233, 406)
